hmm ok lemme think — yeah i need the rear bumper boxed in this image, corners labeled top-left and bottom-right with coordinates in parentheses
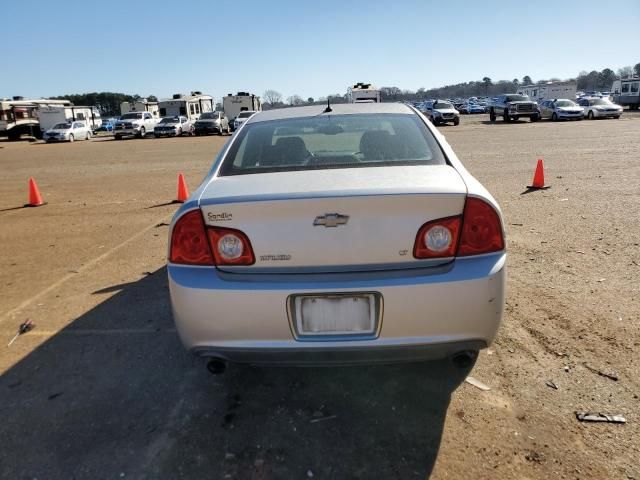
top-left (193, 340), bottom-right (486, 365)
top-left (168, 253), bottom-right (506, 365)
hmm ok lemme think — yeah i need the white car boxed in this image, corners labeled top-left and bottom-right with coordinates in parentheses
top-left (539, 99), bottom-right (584, 121)
top-left (43, 121), bottom-right (91, 143)
top-left (167, 103), bottom-right (506, 372)
top-left (233, 110), bottom-right (256, 130)
top-left (577, 97), bottom-right (623, 119)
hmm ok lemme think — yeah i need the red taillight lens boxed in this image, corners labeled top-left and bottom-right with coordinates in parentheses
top-left (414, 216), bottom-right (462, 258)
top-left (458, 197), bottom-right (504, 256)
top-left (206, 227), bottom-right (255, 265)
top-left (169, 210), bottom-right (214, 265)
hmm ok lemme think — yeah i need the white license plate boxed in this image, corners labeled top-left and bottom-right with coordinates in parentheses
top-left (292, 294), bottom-right (378, 337)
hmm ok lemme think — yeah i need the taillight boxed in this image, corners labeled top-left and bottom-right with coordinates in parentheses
top-left (206, 227), bottom-right (255, 265)
top-left (413, 197), bottom-right (504, 259)
top-left (458, 197), bottom-right (504, 256)
top-left (414, 217), bottom-right (461, 258)
top-left (170, 211), bottom-right (255, 266)
top-left (169, 210), bottom-right (214, 265)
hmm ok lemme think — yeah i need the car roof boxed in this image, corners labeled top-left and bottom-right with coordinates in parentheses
top-left (246, 103), bottom-right (413, 125)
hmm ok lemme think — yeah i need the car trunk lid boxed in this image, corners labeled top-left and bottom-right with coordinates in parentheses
top-left (200, 165), bottom-right (467, 273)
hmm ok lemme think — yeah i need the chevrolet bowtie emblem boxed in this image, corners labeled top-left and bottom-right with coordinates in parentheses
top-left (313, 213), bottom-right (349, 227)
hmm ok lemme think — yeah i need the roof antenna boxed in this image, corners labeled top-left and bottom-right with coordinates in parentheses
top-left (323, 97), bottom-right (332, 113)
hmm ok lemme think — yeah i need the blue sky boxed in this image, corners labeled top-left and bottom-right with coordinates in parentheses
top-left (3, 0), bottom-right (639, 101)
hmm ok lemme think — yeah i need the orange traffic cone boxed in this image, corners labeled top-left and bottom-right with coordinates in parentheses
top-left (26, 177), bottom-right (45, 207)
top-left (527, 159), bottom-right (550, 190)
top-left (176, 173), bottom-right (189, 203)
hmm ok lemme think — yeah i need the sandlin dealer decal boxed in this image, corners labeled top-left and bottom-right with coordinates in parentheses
top-left (207, 212), bottom-right (233, 222)
top-left (260, 254), bottom-right (292, 262)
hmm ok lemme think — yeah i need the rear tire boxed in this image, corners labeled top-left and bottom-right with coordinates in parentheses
top-left (588, 111), bottom-right (594, 120)
top-left (530, 114), bottom-right (539, 122)
top-left (503, 109), bottom-right (510, 122)
top-left (114, 134), bottom-right (122, 140)
top-left (552, 113), bottom-right (558, 121)
top-left (489, 109), bottom-right (496, 122)
top-left (139, 127), bottom-right (146, 138)
top-left (69, 134), bottom-right (74, 142)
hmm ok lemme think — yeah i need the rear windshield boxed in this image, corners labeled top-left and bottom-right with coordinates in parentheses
top-left (53, 123), bottom-right (70, 129)
top-left (121, 113), bottom-right (143, 119)
top-left (199, 112), bottom-right (215, 119)
top-left (160, 117), bottom-right (179, 123)
top-left (219, 113), bottom-right (446, 176)
top-left (237, 111), bottom-right (254, 119)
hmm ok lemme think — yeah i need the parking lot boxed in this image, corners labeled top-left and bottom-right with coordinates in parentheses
top-left (1, 113), bottom-right (639, 479)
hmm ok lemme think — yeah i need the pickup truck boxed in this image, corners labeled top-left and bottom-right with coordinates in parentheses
top-left (113, 111), bottom-right (159, 139)
top-left (489, 94), bottom-right (540, 122)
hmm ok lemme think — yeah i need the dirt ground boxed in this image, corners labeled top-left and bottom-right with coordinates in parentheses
top-left (1, 113), bottom-right (638, 479)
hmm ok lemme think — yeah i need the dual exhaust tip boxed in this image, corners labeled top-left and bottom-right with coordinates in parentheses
top-left (205, 350), bottom-right (478, 375)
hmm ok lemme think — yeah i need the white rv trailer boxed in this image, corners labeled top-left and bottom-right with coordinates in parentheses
top-left (517, 81), bottom-right (577, 103)
top-left (158, 92), bottom-right (214, 122)
top-left (0, 96), bottom-right (71, 140)
top-left (222, 92), bottom-right (262, 122)
top-left (38, 105), bottom-right (102, 133)
top-left (120, 99), bottom-right (160, 117)
top-left (347, 83), bottom-right (381, 103)
top-left (611, 77), bottom-right (640, 109)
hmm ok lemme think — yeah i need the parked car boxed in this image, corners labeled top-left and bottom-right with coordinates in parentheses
top-left (194, 111), bottom-right (230, 135)
top-left (489, 94), bottom-right (540, 122)
top-left (97, 118), bottom-right (116, 132)
top-left (167, 103), bottom-right (506, 371)
top-left (43, 121), bottom-right (91, 142)
top-left (154, 116), bottom-right (194, 137)
top-left (233, 110), bottom-right (256, 130)
top-left (577, 98), bottom-right (622, 119)
top-left (539, 99), bottom-right (584, 121)
top-left (467, 104), bottom-right (486, 114)
top-left (458, 104), bottom-right (470, 114)
top-left (424, 100), bottom-right (460, 126)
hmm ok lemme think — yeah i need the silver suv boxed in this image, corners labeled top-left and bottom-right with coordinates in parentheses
top-left (424, 100), bottom-right (460, 126)
top-left (194, 111), bottom-right (230, 135)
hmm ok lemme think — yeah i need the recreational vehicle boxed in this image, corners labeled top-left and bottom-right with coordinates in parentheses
top-left (158, 92), bottom-right (214, 122)
top-left (517, 81), bottom-right (577, 103)
top-left (222, 92), bottom-right (262, 124)
top-left (120, 99), bottom-right (160, 117)
top-left (38, 105), bottom-right (102, 133)
top-left (347, 83), bottom-right (381, 103)
top-left (0, 97), bottom-right (71, 140)
top-left (611, 78), bottom-right (640, 109)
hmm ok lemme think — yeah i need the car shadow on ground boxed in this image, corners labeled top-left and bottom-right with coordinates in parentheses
top-left (1, 266), bottom-right (471, 479)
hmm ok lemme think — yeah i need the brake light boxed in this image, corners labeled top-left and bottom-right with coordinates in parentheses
top-left (207, 227), bottom-right (255, 265)
top-left (458, 197), bottom-right (504, 256)
top-left (169, 210), bottom-right (214, 265)
top-left (413, 217), bottom-right (461, 258)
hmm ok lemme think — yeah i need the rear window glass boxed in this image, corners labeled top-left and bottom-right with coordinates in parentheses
top-left (219, 113), bottom-right (446, 176)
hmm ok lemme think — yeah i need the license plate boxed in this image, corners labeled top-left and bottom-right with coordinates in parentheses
top-left (290, 293), bottom-right (380, 338)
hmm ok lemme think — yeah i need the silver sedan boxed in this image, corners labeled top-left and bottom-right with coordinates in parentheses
top-left (168, 103), bottom-right (506, 370)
